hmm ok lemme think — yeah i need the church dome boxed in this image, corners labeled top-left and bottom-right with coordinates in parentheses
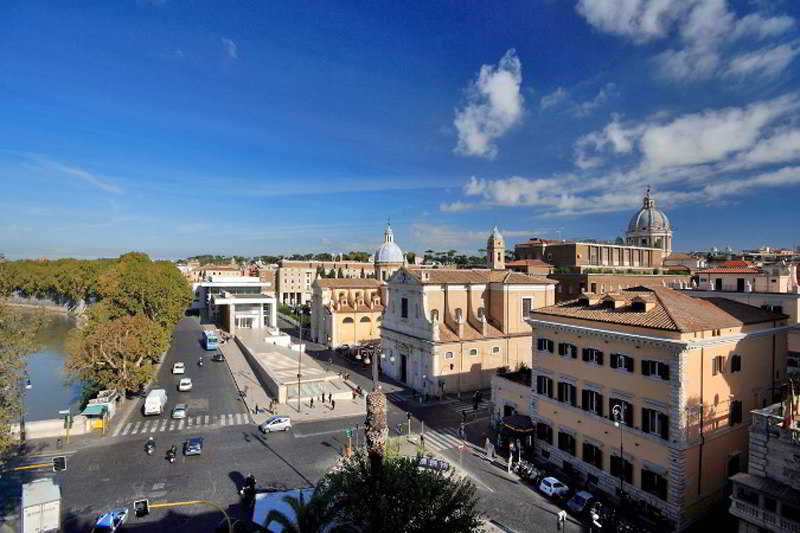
top-left (627, 193), bottom-right (671, 232)
top-left (375, 224), bottom-right (404, 264)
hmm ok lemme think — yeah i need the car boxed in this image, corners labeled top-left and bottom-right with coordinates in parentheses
top-left (184, 436), bottom-right (204, 456)
top-left (259, 415), bottom-right (292, 433)
top-left (336, 344), bottom-right (350, 355)
top-left (567, 490), bottom-right (596, 516)
top-left (178, 378), bottom-right (192, 391)
top-left (171, 403), bottom-right (188, 419)
top-left (416, 457), bottom-right (450, 471)
top-left (93, 507), bottom-right (128, 532)
top-left (211, 352), bottom-right (225, 362)
top-left (539, 476), bottom-right (569, 498)
top-left (172, 362), bottom-right (185, 374)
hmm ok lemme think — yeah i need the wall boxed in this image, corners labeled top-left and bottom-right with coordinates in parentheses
top-left (11, 415), bottom-right (91, 440)
top-left (491, 373), bottom-right (531, 419)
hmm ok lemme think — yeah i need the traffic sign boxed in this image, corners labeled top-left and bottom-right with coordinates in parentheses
top-left (52, 456), bottom-right (67, 472)
top-left (134, 499), bottom-right (150, 517)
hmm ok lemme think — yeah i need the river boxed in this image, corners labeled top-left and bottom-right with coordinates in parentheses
top-left (23, 312), bottom-right (84, 421)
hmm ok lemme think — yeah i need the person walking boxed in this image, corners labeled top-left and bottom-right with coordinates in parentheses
top-left (352, 389), bottom-right (357, 401)
top-left (331, 399), bottom-right (336, 410)
top-left (310, 398), bottom-right (314, 408)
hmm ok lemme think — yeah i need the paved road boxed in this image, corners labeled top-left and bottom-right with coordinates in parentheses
top-left (112, 319), bottom-right (249, 439)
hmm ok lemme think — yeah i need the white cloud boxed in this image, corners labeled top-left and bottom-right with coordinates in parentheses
top-left (572, 83), bottom-right (617, 117)
top-left (576, 0), bottom-right (796, 81)
top-left (463, 175), bottom-right (561, 206)
top-left (726, 128), bottom-right (800, 169)
top-left (28, 155), bottom-right (124, 194)
top-left (540, 87), bottom-right (569, 110)
top-left (439, 201), bottom-right (478, 213)
top-left (221, 38), bottom-right (238, 60)
top-left (725, 43), bottom-right (800, 79)
top-left (453, 49), bottom-right (524, 159)
top-left (411, 223), bottom-right (531, 251)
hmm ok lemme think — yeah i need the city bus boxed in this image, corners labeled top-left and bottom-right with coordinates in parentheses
top-left (202, 330), bottom-right (219, 351)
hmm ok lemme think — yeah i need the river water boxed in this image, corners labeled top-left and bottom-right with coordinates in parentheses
top-left (23, 312), bottom-right (84, 421)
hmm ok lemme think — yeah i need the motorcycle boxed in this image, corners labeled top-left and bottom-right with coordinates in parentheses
top-left (145, 438), bottom-right (155, 456)
top-left (198, 358), bottom-right (204, 367)
top-left (166, 445), bottom-right (177, 464)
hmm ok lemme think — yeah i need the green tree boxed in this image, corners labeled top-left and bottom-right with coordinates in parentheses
top-left (0, 301), bottom-right (46, 455)
top-left (264, 489), bottom-right (353, 533)
top-left (65, 314), bottom-right (167, 393)
top-left (406, 252), bottom-right (416, 264)
top-left (337, 267), bottom-right (344, 279)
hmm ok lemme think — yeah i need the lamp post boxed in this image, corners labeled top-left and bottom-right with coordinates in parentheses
top-left (612, 403), bottom-right (626, 499)
top-left (19, 371), bottom-right (32, 444)
top-left (296, 307), bottom-right (310, 412)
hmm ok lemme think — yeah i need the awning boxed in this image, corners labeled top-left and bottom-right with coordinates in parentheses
top-left (80, 404), bottom-right (108, 417)
top-left (502, 414), bottom-right (534, 433)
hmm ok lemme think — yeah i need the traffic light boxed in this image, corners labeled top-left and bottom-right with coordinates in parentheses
top-left (52, 456), bottom-right (66, 472)
top-left (134, 499), bottom-right (150, 518)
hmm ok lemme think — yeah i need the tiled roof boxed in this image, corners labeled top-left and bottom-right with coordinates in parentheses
top-left (332, 304), bottom-right (384, 314)
top-left (531, 286), bottom-right (784, 332)
top-left (699, 268), bottom-right (761, 274)
top-left (506, 259), bottom-right (551, 267)
top-left (408, 268), bottom-right (554, 286)
top-left (316, 278), bottom-right (382, 289)
top-left (721, 260), bottom-right (752, 267)
top-left (437, 320), bottom-right (507, 342)
top-left (516, 238), bottom-right (560, 245)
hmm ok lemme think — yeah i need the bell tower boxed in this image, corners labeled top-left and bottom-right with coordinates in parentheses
top-left (487, 227), bottom-right (505, 270)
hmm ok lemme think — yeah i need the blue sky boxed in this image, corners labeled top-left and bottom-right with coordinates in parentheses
top-left (2, 0), bottom-right (800, 259)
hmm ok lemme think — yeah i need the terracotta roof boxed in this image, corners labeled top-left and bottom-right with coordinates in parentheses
top-left (506, 259), bottom-right (551, 267)
top-left (316, 278), bottom-right (382, 289)
top-left (202, 265), bottom-right (240, 271)
top-left (407, 268), bottom-right (554, 286)
top-left (437, 320), bottom-right (506, 341)
top-left (332, 304), bottom-right (384, 314)
top-left (531, 286), bottom-right (784, 332)
top-left (721, 260), bottom-right (752, 267)
top-left (516, 238), bottom-right (560, 245)
top-left (699, 268), bottom-right (762, 274)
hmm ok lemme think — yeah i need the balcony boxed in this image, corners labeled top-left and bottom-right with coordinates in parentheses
top-left (729, 497), bottom-right (800, 533)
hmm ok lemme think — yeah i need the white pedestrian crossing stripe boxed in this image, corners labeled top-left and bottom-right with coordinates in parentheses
top-left (452, 399), bottom-right (490, 416)
top-left (420, 426), bottom-right (483, 453)
top-left (113, 412), bottom-right (249, 437)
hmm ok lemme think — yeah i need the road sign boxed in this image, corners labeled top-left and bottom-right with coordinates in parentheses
top-left (134, 499), bottom-right (150, 517)
top-left (52, 456), bottom-right (67, 472)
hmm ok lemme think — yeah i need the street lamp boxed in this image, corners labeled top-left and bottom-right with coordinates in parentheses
top-left (612, 403), bottom-right (626, 499)
top-left (19, 371), bottom-right (32, 444)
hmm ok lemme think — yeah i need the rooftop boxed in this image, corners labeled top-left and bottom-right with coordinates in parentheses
top-left (496, 367), bottom-right (532, 387)
top-left (506, 259), bottom-right (552, 267)
top-left (531, 286), bottom-right (786, 332)
top-left (316, 278), bottom-right (383, 289)
top-left (405, 268), bottom-right (554, 286)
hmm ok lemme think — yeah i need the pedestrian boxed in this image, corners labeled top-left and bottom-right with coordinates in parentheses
top-left (352, 389), bottom-right (357, 400)
top-left (310, 398), bottom-right (314, 408)
top-left (328, 393), bottom-right (332, 403)
top-left (254, 404), bottom-right (259, 415)
top-left (331, 399), bottom-right (336, 410)
top-left (420, 434), bottom-right (425, 450)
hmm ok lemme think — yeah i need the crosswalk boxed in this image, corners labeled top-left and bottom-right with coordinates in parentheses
top-left (112, 412), bottom-right (250, 437)
top-left (386, 391), bottom-right (412, 404)
top-left (451, 399), bottom-right (491, 418)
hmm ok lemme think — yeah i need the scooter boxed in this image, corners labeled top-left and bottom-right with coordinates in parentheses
top-left (166, 445), bottom-right (177, 463)
top-left (145, 438), bottom-right (155, 456)
top-left (198, 358), bottom-right (204, 367)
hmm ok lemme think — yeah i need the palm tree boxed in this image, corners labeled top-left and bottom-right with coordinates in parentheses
top-left (264, 488), bottom-right (353, 533)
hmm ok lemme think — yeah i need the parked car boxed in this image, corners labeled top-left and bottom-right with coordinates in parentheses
top-left (567, 490), bottom-right (596, 516)
top-left (259, 415), bottom-right (292, 433)
top-left (171, 403), bottom-right (188, 419)
top-left (178, 378), bottom-right (192, 392)
top-left (416, 457), bottom-right (450, 471)
top-left (212, 352), bottom-right (225, 362)
top-left (184, 436), bottom-right (204, 456)
top-left (336, 344), bottom-right (350, 355)
top-left (172, 362), bottom-right (185, 374)
top-left (538, 476), bottom-right (569, 499)
top-left (92, 507), bottom-right (128, 532)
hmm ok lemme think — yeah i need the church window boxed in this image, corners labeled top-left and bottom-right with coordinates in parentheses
top-left (343, 317), bottom-right (354, 324)
top-left (469, 348), bottom-right (478, 357)
top-left (360, 316), bottom-right (371, 323)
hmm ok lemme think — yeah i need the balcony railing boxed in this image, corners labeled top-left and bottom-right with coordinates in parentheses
top-left (729, 497), bottom-right (800, 533)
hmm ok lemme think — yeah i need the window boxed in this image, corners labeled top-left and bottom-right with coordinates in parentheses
top-left (558, 343), bottom-right (578, 359)
top-left (641, 469), bottom-right (668, 500)
top-left (557, 432), bottom-right (576, 456)
top-left (731, 354), bottom-right (742, 373)
top-left (609, 398), bottom-right (633, 426)
top-left (642, 360), bottom-right (670, 380)
top-left (401, 297), bottom-right (408, 318)
top-left (536, 375), bottom-right (554, 398)
top-left (360, 316), bottom-right (371, 323)
top-left (762, 496), bottom-right (777, 513)
top-left (582, 390), bottom-right (604, 417)
top-left (610, 455), bottom-right (633, 484)
top-left (343, 317), bottom-right (354, 324)
top-left (522, 297), bottom-right (533, 318)
top-left (469, 348), bottom-right (478, 357)
top-left (729, 400), bottom-right (743, 426)
top-left (712, 355), bottom-right (725, 375)
top-left (582, 348), bottom-right (604, 365)
top-left (444, 352), bottom-right (454, 360)
top-left (642, 408), bottom-right (670, 440)
top-left (582, 442), bottom-right (603, 469)
top-left (492, 346), bottom-right (501, 354)
top-left (536, 423), bottom-right (553, 445)
top-left (610, 353), bottom-right (634, 372)
top-left (557, 382), bottom-right (577, 407)
top-left (537, 338), bottom-right (555, 353)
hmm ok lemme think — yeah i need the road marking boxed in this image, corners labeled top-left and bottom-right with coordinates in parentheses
top-left (235, 413), bottom-right (243, 425)
top-left (196, 416), bottom-right (203, 425)
top-left (111, 424), bottom-right (123, 437)
top-left (160, 420), bottom-right (168, 432)
top-left (204, 415), bottom-right (210, 425)
top-left (150, 421), bottom-right (159, 433)
top-left (228, 414), bottom-right (235, 425)
top-left (120, 423), bottom-right (132, 436)
top-left (168, 421), bottom-right (175, 431)
top-left (130, 422), bottom-right (141, 435)
top-left (219, 415), bottom-right (226, 427)
top-left (187, 417), bottom-right (192, 427)
top-left (177, 420), bottom-right (184, 430)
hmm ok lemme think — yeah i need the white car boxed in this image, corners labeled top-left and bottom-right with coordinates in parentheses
top-left (259, 415), bottom-right (292, 433)
top-left (171, 403), bottom-right (188, 419)
top-left (178, 378), bottom-right (192, 392)
top-left (539, 476), bottom-right (569, 498)
top-left (172, 362), bottom-right (185, 375)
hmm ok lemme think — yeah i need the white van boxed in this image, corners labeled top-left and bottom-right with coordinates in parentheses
top-left (143, 389), bottom-right (168, 416)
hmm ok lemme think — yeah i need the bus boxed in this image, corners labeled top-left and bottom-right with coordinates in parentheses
top-left (202, 330), bottom-right (219, 351)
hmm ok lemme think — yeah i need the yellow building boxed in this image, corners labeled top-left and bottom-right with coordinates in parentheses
top-left (381, 228), bottom-right (557, 396)
top-left (310, 278), bottom-right (384, 348)
top-left (527, 286), bottom-right (791, 531)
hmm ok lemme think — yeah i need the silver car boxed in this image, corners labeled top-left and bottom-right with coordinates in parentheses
top-left (171, 403), bottom-right (188, 419)
top-left (259, 415), bottom-right (291, 433)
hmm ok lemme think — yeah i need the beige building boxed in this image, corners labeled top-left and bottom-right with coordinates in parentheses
top-left (527, 286), bottom-right (790, 530)
top-left (506, 259), bottom-right (554, 276)
top-left (729, 398), bottom-right (800, 533)
top-left (310, 278), bottom-right (384, 348)
top-left (514, 240), bottom-right (667, 272)
top-left (276, 259), bottom-right (375, 306)
top-left (491, 368), bottom-right (532, 420)
top-left (381, 228), bottom-right (557, 395)
top-left (550, 272), bottom-right (691, 302)
top-left (697, 262), bottom-right (799, 294)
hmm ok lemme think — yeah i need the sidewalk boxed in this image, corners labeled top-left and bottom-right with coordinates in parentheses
top-left (219, 335), bottom-right (366, 425)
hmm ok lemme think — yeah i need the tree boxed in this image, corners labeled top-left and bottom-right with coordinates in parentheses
top-left (0, 300), bottom-right (46, 455)
top-left (406, 252), bottom-right (416, 264)
top-left (360, 268), bottom-right (365, 279)
top-left (264, 489), bottom-right (353, 533)
top-left (65, 314), bottom-right (168, 393)
top-left (337, 267), bottom-right (344, 279)
top-left (321, 451), bottom-right (483, 532)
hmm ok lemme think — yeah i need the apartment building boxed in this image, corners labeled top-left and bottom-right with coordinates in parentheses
top-left (550, 272), bottom-right (691, 302)
top-left (514, 240), bottom-right (666, 272)
top-left (697, 262), bottom-right (799, 294)
top-left (310, 278), bottom-right (384, 348)
top-left (527, 286), bottom-right (790, 531)
top-left (277, 259), bottom-right (375, 306)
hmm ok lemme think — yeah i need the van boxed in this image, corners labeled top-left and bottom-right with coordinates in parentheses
top-left (143, 389), bottom-right (168, 416)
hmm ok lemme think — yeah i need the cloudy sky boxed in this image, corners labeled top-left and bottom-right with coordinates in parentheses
top-left (2, 1), bottom-right (799, 259)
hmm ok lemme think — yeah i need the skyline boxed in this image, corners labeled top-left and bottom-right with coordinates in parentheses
top-left (2, 1), bottom-right (800, 260)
